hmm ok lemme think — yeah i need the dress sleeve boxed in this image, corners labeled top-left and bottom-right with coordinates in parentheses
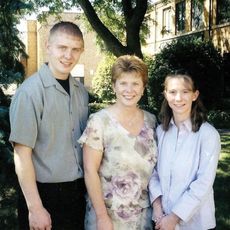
top-left (78, 113), bottom-right (104, 151)
top-left (172, 124), bottom-right (221, 222)
top-left (9, 90), bottom-right (39, 148)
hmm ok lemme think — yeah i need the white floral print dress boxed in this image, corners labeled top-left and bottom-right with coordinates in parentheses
top-left (79, 109), bottom-right (157, 230)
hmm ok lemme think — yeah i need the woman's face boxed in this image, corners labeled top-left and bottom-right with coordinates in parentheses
top-left (164, 77), bottom-right (199, 121)
top-left (113, 71), bottom-right (144, 108)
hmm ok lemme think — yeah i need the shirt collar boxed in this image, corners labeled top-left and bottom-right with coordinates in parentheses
top-left (170, 118), bottom-right (192, 132)
top-left (38, 63), bottom-right (80, 88)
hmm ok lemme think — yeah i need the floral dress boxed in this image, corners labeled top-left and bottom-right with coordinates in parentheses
top-left (79, 109), bottom-right (157, 230)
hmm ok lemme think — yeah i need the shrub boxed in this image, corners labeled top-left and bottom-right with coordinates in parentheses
top-left (208, 110), bottom-right (230, 129)
top-left (89, 102), bottom-right (109, 114)
top-left (0, 90), bottom-right (18, 227)
top-left (147, 37), bottom-right (224, 113)
top-left (92, 55), bottom-right (116, 102)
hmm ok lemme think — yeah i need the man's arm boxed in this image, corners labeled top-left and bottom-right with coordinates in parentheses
top-left (14, 143), bottom-right (52, 230)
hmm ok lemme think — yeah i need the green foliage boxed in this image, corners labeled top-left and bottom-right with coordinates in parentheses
top-left (208, 110), bottom-right (230, 129)
top-left (217, 0), bottom-right (230, 24)
top-left (147, 37), bottom-right (224, 113)
top-left (89, 102), bottom-right (108, 114)
top-left (92, 54), bottom-right (116, 102)
top-left (0, 0), bottom-right (31, 85)
top-left (0, 0), bottom-right (31, 227)
top-left (0, 90), bottom-right (18, 228)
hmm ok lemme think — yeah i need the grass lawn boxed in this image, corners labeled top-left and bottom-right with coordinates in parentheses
top-left (215, 130), bottom-right (230, 229)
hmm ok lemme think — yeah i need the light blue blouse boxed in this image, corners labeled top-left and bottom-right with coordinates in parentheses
top-left (149, 119), bottom-right (221, 230)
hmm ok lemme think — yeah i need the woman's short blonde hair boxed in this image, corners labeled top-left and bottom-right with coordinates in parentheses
top-left (111, 55), bottom-right (148, 87)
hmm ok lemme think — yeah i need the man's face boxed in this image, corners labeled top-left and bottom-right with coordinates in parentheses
top-left (47, 31), bottom-right (84, 79)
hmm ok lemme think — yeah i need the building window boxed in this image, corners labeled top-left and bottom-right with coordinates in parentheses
top-left (162, 7), bottom-right (171, 35)
top-left (176, 0), bottom-right (186, 33)
top-left (217, 0), bottom-right (230, 24)
top-left (191, 0), bottom-right (204, 30)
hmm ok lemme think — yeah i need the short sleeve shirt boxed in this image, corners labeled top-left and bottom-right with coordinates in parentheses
top-left (9, 64), bottom-right (89, 182)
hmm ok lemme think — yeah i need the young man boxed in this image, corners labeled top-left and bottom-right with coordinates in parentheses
top-left (9, 21), bottom-right (88, 230)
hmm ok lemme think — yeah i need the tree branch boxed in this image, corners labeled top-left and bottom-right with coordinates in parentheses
top-left (77, 0), bottom-right (129, 56)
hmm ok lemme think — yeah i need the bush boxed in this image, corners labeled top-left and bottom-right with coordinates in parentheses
top-left (92, 55), bottom-right (116, 102)
top-left (89, 102), bottom-right (109, 114)
top-left (147, 37), bottom-right (224, 113)
top-left (208, 110), bottom-right (230, 129)
top-left (0, 90), bottom-right (18, 228)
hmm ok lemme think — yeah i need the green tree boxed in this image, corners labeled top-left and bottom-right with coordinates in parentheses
top-left (0, 0), bottom-right (32, 227)
top-left (0, 0), bottom-right (30, 86)
top-left (32, 0), bottom-right (154, 58)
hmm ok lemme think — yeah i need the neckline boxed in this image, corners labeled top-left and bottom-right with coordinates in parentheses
top-left (103, 109), bottom-right (146, 137)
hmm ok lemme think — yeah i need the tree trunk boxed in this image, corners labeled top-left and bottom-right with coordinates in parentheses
top-left (77, 0), bottom-right (147, 58)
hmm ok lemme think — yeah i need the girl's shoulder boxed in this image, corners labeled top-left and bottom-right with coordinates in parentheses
top-left (199, 122), bottom-right (220, 140)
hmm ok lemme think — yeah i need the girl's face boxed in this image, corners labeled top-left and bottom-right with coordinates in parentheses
top-left (113, 71), bottom-right (144, 108)
top-left (164, 77), bottom-right (199, 121)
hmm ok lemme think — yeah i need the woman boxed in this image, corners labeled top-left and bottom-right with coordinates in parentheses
top-left (79, 55), bottom-right (157, 230)
top-left (149, 70), bottom-right (221, 230)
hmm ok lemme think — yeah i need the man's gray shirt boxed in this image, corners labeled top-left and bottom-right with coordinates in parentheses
top-left (9, 64), bottom-right (89, 183)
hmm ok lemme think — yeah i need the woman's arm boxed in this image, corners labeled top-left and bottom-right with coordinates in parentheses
top-left (83, 144), bottom-right (113, 230)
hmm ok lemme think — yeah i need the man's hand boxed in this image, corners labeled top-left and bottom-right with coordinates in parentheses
top-left (29, 206), bottom-right (52, 230)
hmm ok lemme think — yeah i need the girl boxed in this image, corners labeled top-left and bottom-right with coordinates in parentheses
top-left (149, 70), bottom-right (221, 230)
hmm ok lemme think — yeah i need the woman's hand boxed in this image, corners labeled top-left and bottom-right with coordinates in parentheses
top-left (155, 213), bottom-right (179, 230)
top-left (97, 214), bottom-right (113, 230)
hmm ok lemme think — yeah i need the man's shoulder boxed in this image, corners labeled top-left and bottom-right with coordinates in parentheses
top-left (12, 68), bottom-right (48, 104)
top-left (16, 73), bottom-right (41, 93)
top-left (19, 64), bottom-right (51, 90)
